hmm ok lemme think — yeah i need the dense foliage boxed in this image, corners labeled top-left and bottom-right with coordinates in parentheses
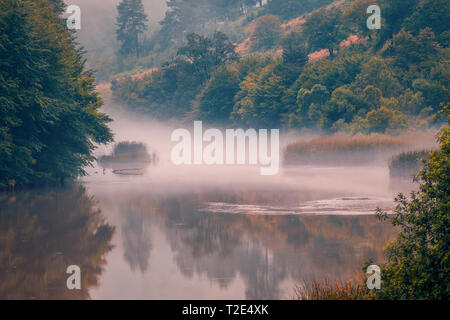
top-left (116, 0), bottom-right (149, 58)
top-left (0, 0), bottom-right (112, 188)
top-left (388, 150), bottom-right (430, 178)
top-left (112, 31), bottom-right (238, 119)
top-left (112, 0), bottom-right (449, 133)
top-left (377, 117), bottom-right (449, 299)
top-left (263, 0), bottom-right (334, 20)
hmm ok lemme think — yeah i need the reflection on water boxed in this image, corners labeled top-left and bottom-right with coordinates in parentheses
top-left (0, 187), bottom-right (115, 299)
top-left (0, 175), bottom-right (398, 299)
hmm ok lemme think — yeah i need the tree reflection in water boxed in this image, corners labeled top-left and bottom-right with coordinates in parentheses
top-left (114, 188), bottom-right (397, 299)
top-left (0, 187), bottom-right (115, 299)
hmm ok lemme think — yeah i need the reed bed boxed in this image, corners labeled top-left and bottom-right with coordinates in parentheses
top-left (292, 277), bottom-right (373, 300)
top-left (284, 134), bottom-right (416, 166)
top-left (388, 150), bottom-right (431, 178)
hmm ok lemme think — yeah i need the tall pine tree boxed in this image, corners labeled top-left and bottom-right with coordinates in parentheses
top-left (116, 0), bottom-right (148, 59)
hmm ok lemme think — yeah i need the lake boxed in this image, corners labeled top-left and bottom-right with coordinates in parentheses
top-left (0, 110), bottom-right (408, 300)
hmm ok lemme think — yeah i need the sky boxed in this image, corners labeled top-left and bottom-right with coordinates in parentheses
top-left (65, 0), bottom-right (168, 55)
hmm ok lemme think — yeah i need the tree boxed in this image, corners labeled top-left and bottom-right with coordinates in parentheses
top-left (404, 0), bottom-right (450, 46)
top-left (249, 14), bottom-right (282, 52)
top-left (322, 87), bottom-right (365, 130)
top-left (374, 0), bottom-right (420, 48)
top-left (197, 66), bottom-right (241, 123)
top-left (302, 7), bottom-right (345, 57)
top-left (387, 28), bottom-right (440, 70)
top-left (376, 116), bottom-right (449, 299)
top-left (279, 31), bottom-right (309, 85)
top-left (0, 0), bottom-right (112, 188)
top-left (263, 0), bottom-right (334, 21)
top-left (354, 57), bottom-right (401, 98)
top-left (233, 65), bottom-right (286, 127)
top-left (366, 106), bottom-right (407, 133)
top-left (343, 0), bottom-right (378, 39)
top-left (177, 31), bottom-right (238, 84)
top-left (116, 0), bottom-right (148, 58)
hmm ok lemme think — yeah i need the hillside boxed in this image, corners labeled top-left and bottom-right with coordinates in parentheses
top-left (107, 0), bottom-right (448, 135)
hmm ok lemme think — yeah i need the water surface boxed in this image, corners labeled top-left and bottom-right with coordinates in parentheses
top-left (0, 111), bottom-right (409, 300)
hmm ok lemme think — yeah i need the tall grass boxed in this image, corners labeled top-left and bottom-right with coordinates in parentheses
top-left (292, 276), bottom-right (373, 300)
top-left (388, 150), bottom-right (431, 179)
top-left (284, 134), bottom-right (414, 165)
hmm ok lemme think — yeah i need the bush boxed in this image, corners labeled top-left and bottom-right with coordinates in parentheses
top-left (98, 141), bottom-right (150, 164)
top-left (389, 150), bottom-right (431, 179)
top-left (376, 123), bottom-right (449, 299)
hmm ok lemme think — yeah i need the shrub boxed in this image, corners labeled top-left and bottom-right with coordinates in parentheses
top-left (376, 124), bottom-right (449, 299)
top-left (389, 150), bottom-right (431, 179)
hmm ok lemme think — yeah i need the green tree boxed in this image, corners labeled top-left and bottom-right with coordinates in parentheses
top-left (249, 14), bottom-right (282, 52)
top-left (177, 31), bottom-right (238, 84)
top-left (279, 31), bottom-right (309, 85)
top-left (0, 0), bottom-right (112, 188)
top-left (386, 28), bottom-right (440, 70)
top-left (404, 0), bottom-right (450, 46)
top-left (366, 106), bottom-right (407, 133)
top-left (116, 0), bottom-right (148, 58)
top-left (263, 0), bottom-right (334, 20)
top-left (342, 0), bottom-right (378, 40)
top-left (197, 66), bottom-right (241, 123)
top-left (302, 7), bottom-right (345, 57)
top-left (376, 118), bottom-right (449, 299)
top-left (233, 65), bottom-right (286, 127)
top-left (372, 0), bottom-right (419, 47)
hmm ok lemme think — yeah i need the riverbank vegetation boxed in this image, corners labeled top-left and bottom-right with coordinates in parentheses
top-left (284, 134), bottom-right (420, 165)
top-left (375, 122), bottom-right (449, 299)
top-left (388, 150), bottom-right (431, 178)
top-left (294, 118), bottom-right (449, 300)
top-left (0, 0), bottom-right (113, 189)
top-left (293, 276), bottom-right (373, 300)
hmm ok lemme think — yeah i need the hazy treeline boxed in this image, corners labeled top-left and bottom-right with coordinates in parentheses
top-left (91, 0), bottom-right (333, 81)
top-left (112, 0), bottom-right (449, 135)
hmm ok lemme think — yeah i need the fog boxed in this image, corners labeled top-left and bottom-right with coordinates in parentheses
top-left (81, 103), bottom-right (437, 217)
top-left (65, 0), bottom-right (167, 55)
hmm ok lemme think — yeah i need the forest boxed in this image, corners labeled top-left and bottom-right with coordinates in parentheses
top-left (0, 0), bottom-right (448, 301)
top-left (110, 0), bottom-right (449, 135)
top-left (0, 0), bottom-right (112, 189)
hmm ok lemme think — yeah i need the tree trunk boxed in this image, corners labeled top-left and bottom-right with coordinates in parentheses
top-left (329, 48), bottom-right (334, 58)
top-left (135, 32), bottom-right (140, 59)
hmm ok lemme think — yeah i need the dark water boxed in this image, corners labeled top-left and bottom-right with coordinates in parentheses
top-left (0, 168), bottom-right (400, 300)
